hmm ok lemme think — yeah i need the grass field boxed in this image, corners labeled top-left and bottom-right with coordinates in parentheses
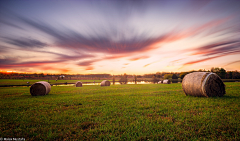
top-left (1, 82), bottom-right (239, 140)
top-left (0, 79), bottom-right (110, 86)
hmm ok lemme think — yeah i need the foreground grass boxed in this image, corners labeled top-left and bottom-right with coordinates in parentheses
top-left (0, 83), bottom-right (239, 140)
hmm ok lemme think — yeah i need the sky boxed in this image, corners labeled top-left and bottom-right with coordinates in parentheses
top-left (0, 0), bottom-right (240, 75)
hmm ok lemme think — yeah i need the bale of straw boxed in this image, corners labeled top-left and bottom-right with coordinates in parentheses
top-left (30, 81), bottom-right (51, 96)
top-left (182, 72), bottom-right (225, 97)
top-left (163, 79), bottom-right (171, 84)
top-left (75, 81), bottom-right (82, 87)
top-left (101, 80), bottom-right (110, 86)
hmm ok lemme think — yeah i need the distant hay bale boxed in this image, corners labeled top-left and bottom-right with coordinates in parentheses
top-left (163, 79), bottom-right (171, 84)
top-left (75, 81), bottom-right (82, 87)
top-left (158, 80), bottom-right (163, 84)
top-left (30, 81), bottom-right (51, 96)
top-left (182, 72), bottom-right (225, 97)
top-left (101, 80), bottom-right (110, 86)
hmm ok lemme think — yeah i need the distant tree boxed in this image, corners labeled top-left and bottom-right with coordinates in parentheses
top-left (172, 74), bottom-right (178, 79)
top-left (156, 72), bottom-right (162, 78)
top-left (164, 74), bottom-right (173, 79)
top-left (179, 72), bottom-right (188, 79)
top-left (152, 75), bottom-right (158, 84)
top-left (233, 70), bottom-right (240, 79)
top-left (39, 73), bottom-right (44, 78)
top-left (119, 73), bottom-right (128, 84)
top-left (112, 75), bottom-right (115, 85)
top-left (210, 67), bottom-right (226, 79)
top-left (219, 68), bottom-right (226, 79)
top-left (229, 71), bottom-right (233, 79)
top-left (134, 75), bottom-right (137, 84)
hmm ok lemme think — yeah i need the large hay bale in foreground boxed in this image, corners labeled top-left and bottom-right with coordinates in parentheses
top-left (30, 81), bottom-right (51, 96)
top-left (163, 79), bottom-right (171, 84)
top-left (75, 81), bottom-right (82, 87)
top-left (182, 72), bottom-right (225, 97)
top-left (101, 80), bottom-right (110, 86)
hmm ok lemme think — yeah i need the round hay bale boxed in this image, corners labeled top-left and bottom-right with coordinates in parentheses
top-left (30, 81), bottom-right (51, 96)
top-left (75, 81), bottom-right (82, 87)
top-left (101, 80), bottom-right (110, 86)
top-left (163, 79), bottom-right (171, 84)
top-left (182, 72), bottom-right (225, 97)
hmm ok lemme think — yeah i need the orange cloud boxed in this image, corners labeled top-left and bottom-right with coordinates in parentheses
top-left (149, 17), bottom-right (231, 48)
top-left (183, 50), bottom-right (240, 66)
top-left (85, 66), bottom-right (94, 70)
top-left (129, 56), bottom-right (149, 61)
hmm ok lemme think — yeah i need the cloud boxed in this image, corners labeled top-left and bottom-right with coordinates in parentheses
top-left (224, 60), bottom-right (240, 66)
top-left (179, 40), bottom-right (240, 67)
top-left (129, 56), bottom-right (149, 61)
top-left (39, 66), bottom-right (71, 73)
top-left (17, 16), bottom-right (189, 54)
top-left (104, 55), bottom-right (128, 60)
top-left (85, 66), bottom-right (94, 70)
top-left (0, 59), bottom-right (64, 69)
top-left (190, 40), bottom-right (240, 56)
top-left (77, 60), bottom-right (98, 70)
top-left (143, 63), bottom-right (151, 68)
top-left (77, 60), bottom-right (96, 66)
top-left (3, 37), bottom-right (48, 48)
top-left (183, 50), bottom-right (240, 66)
top-left (8, 11), bottom-right (232, 56)
top-left (57, 54), bottom-right (95, 61)
top-left (0, 20), bottom-right (24, 30)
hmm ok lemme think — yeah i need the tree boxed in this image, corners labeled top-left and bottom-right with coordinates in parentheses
top-left (229, 71), bottom-right (233, 79)
top-left (134, 75), bottom-right (137, 84)
top-left (219, 68), bottom-right (226, 79)
top-left (156, 72), bottom-right (162, 78)
top-left (179, 72), bottom-right (188, 79)
top-left (172, 74), bottom-right (178, 79)
top-left (152, 75), bottom-right (158, 84)
top-left (112, 75), bottom-right (115, 85)
top-left (119, 73), bottom-right (128, 84)
top-left (233, 70), bottom-right (240, 79)
top-left (164, 74), bottom-right (173, 79)
top-left (210, 67), bottom-right (226, 79)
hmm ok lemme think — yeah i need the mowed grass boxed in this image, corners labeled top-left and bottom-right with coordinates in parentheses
top-left (0, 83), bottom-right (239, 140)
top-left (0, 79), bottom-right (108, 86)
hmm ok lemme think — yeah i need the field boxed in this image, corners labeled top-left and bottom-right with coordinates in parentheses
top-left (1, 82), bottom-right (240, 140)
top-left (0, 79), bottom-right (109, 86)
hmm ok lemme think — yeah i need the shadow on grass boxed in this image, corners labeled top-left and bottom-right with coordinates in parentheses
top-left (185, 95), bottom-right (239, 99)
top-left (219, 95), bottom-right (239, 99)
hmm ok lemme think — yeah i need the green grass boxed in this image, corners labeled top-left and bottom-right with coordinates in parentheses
top-left (0, 79), bottom-right (110, 86)
top-left (1, 83), bottom-right (239, 140)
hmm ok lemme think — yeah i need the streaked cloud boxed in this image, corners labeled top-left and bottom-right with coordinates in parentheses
top-left (3, 37), bottom-right (48, 48)
top-left (129, 56), bottom-right (149, 61)
top-left (0, 0), bottom-right (240, 73)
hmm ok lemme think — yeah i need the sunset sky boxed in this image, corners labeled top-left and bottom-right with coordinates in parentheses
top-left (0, 0), bottom-right (240, 74)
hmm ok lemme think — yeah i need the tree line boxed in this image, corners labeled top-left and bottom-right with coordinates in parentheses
top-left (0, 67), bottom-right (240, 80)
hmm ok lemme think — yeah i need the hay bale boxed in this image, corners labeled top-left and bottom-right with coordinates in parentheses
top-left (30, 81), bottom-right (51, 96)
top-left (158, 80), bottom-right (163, 84)
top-left (163, 79), bottom-right (171, 84)
top-left (101, 80), bottom-right (110, 86)
top-left (182, 72), bottom-right (225, 97)
top-left (75, 81), bottom-right (82, 87)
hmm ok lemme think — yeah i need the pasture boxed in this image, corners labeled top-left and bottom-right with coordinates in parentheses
top-left (0, 82), bottom-right (239, 140)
